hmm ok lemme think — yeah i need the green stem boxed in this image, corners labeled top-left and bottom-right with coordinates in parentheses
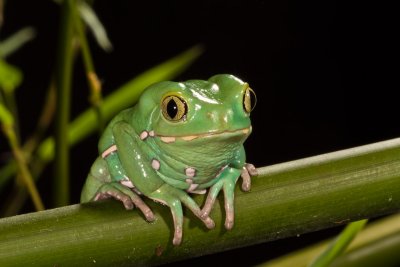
top-left (54, 0), bottom-right (75, 207)
top-left (1, 125), bottom-right (44, 211)
top-left (71, 0), bottom-right (104, 132)
top-left (3, 91), bottom-right (20, 141)
top-left (0, 137), bottom-right (399, 266)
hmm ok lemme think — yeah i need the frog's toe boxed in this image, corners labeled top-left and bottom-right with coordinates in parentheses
top-left (200, 208), bottom-right (211, 220)
top-left (246, 163), bottom-right (258, 176)
top-left (142, 207), bottom-right (155, 222)
top-left (94, 189), bottom-right (134, 210)
top-left (200, 215), bottom-right (215, 229)
top-left (240, 168), bottom-right (251, 192)
top-left (241, 163), bottom-right (258, 191)
top-left (128, 193), bottom-right (155, 222)
top-left (224, 212), bottom-right (234, 230)
top-left (172, 225), bottom-right (183, 246)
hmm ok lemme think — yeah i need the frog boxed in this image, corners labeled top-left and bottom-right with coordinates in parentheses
top-left (80, 74), bottom-right (257, 245)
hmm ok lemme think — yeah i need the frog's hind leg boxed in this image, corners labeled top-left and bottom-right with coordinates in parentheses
top-left (81, 157), bottom-right (155, 222)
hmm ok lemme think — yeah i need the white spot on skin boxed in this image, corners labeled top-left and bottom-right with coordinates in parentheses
top-left (181, 135), bottom-right (198, 141)
top-left (187, 183), bottom-right (199, 192)
top-left (140, 131), bottom-right (149, 140)
top-left (190, 189), bottom-right (207, 194)
top-left (185, 167), bottom-right (196, 177)
top-left (151, 159), bottom-right (160, 170)
top-left (160, 136), bottom-right (176, 143)
top-left (120, 179), bottom-right (134, 188)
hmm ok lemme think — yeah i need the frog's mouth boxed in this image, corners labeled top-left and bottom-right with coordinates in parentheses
top-left (156, 127), bottom-right (251, 143)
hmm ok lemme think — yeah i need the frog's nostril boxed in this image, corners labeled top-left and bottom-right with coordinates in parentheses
top-left (207, 112), bottom-right (216, 120)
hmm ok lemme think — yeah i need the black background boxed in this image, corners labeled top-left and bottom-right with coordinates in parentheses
top-left (1, 0), bottom-right (398, 265)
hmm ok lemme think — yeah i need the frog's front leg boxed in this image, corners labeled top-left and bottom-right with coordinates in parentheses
top-left (148, 184), bottom-right (215, 245)
top-left (200, 167), bottom-right (242, 229)
top-left (201, 163), bottom-right (257, 229)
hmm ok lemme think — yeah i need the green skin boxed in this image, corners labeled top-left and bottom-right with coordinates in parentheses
top-left (81, 74), bottom-right (257, 245)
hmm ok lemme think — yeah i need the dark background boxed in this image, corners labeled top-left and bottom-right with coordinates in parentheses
top-left (1, 0), bottom-right (398, 265)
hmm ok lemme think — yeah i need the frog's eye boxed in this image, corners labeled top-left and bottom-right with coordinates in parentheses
top-left (243, 87), bottom-right (257, 113)
top-left (161, 95), bottom-right (188, 122)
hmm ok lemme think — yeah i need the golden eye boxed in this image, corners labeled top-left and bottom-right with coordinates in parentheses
top-left (243, 87), bottom-right (257, 113)
top-left (161, 95), bottom-right (188, 121)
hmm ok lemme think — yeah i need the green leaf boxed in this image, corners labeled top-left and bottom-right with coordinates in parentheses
top-left (78, 1), bottom-right (113, 52)
top-left (0, 103), bottom-right (14, 126)
top-left (0, 27), bottom-right (36, 58)
top-left (0, 60), bottom-right (23, 93)
top-left (260, 214), bottom-right (400, 267)
top-left (37, 45), bottom-right (203, 161)
top-left (308, 220), bottom-right (367, 267)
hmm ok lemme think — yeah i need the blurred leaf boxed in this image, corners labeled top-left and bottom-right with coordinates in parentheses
top-left (78, 1), bottom-right (113, 52)
top-left (0, 161), bottom-right (16, 189)
top-left (37, 45), bottom-right (203, 161)
top-left (0, 60), bottom-right (22, 93)
top-left (308, 220), bottom-right (368, 267)
top-left (0, 103), bottom-right (13, 126)
top-left (0, 27), bottom-right (36, 58)
top-left (260, 214), bottom-right (400, 267)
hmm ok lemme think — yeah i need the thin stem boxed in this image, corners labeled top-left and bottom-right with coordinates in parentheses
top-left (71, 0), bottom-right (104, 132)
top-left (3, 91), bottom-right (20, 142)
top-left (1, 124), bottom-right (44, 211)
top-left (54, 0), bottom-right (75, 207)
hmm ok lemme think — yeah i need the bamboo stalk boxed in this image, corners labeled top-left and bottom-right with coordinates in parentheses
top-left (54, 0), bottom-right (75, 207)
top-left (0, 138), bottom-right (399, 266)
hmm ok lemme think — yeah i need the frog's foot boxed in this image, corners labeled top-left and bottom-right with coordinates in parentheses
top-left (240, 163), bottom-right (258, 192)
top-left (149, 184), bottom-right (215, 245)
top-left (201, 168), bottom-right (241, 230)
top-left (94, 183), bottom-right (155, 222)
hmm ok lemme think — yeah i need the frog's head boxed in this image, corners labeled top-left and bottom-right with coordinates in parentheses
top-left (134, 74), bottom-right (256, 143)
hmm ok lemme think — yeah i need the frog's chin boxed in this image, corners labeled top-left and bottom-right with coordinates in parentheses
top-left (156, 127), bottom-right (251, 144)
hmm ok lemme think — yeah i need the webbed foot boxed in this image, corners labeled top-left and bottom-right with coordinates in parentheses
top-left (94, 182), bottom-right (155, 222)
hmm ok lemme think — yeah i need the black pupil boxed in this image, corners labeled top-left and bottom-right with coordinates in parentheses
top-left (167, 98), bottom-right (178, 119)
top-left (249, 90), bottom-right (256, 109)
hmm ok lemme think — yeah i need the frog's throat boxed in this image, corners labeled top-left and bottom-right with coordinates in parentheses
top-left (156, 127), bottom-right (251, 144)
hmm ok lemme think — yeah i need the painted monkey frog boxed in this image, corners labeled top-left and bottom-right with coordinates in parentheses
top-left (81, 74), bottom-right (257, 245)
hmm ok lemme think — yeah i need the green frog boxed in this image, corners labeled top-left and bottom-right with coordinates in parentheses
top-left (81, 74), bottom-right (257, 245)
